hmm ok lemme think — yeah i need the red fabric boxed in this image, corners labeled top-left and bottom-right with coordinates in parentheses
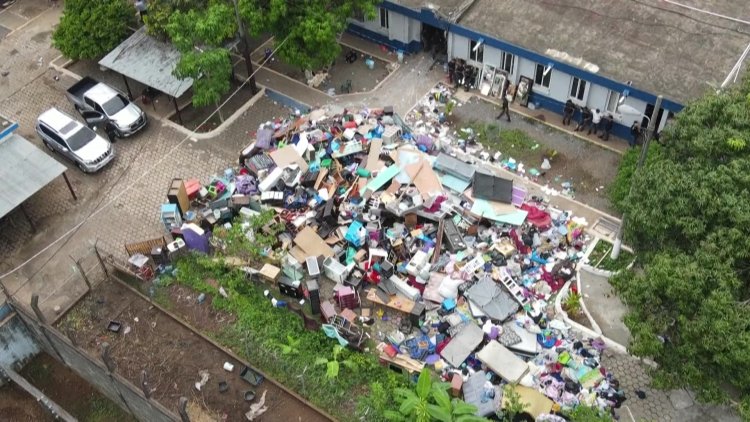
top-left (436, 338), bottom-right (451, 354)
top-left (510, 229), bottom-right (530, 254)
top-left (520, 204), bottom-right (552, 229)
top-left (343, 121), bottom-right (358, 129)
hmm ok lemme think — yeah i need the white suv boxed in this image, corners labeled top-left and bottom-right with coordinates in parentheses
top-left (36, 108), bottom-right (114, 173)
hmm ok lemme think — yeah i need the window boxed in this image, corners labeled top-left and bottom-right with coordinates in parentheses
top-left (534, 63), bottom-right (551, 88)
top-left (570, 77), bottom-right (587, 101)
top-left (379, 8), bottom-right (389, 28)
top-left (469, 40), bottom-right (484, 63)
top-left (40, 125), bottom-right (64, 146)
top-left (500, 52), bottom-right (514, 74)
top-left (606, 90), bottom-right (620, 112)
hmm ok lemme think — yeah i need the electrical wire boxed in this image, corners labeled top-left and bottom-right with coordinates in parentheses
top-left (0, 34), bottom-right (291, 282)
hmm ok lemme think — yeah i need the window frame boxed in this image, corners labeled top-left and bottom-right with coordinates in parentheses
top-left (569, 76), bottom-right (587, 102)
top-left (534, 63), bottom-right (551, 89)
top-left (40, 124), bottom-right (65, 146)
top-left (500, 52), bottom-right (514, 74)
top-left (469, 40), bottom-right (484, 63)
top-left (379, 7), bottom-right (389, 29)
top-left (605, 90), bottom-right (620, 113)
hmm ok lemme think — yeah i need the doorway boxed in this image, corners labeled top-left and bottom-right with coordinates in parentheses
top-left (643, 103), bottom-right (665, 131)
top-left (421, 23), bottom-right (447, 59)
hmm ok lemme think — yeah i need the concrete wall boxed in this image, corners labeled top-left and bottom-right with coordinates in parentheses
top-left (12, 303), bottom-right (178, 422)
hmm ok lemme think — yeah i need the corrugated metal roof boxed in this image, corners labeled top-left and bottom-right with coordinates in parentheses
top-left (99, 27), bottom-right (193, 98)
top-left (0, 134), bottom-right (67, 218)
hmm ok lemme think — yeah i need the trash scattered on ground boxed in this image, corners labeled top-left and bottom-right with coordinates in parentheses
top-left (120, 87), bottom-right (628, 418)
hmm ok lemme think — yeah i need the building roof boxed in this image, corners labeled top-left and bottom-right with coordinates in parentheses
top-left (395, 0), bottom-right (476, 22)
top-left (0, 133), bottom-right (67, 218)
top-left (459, 0), bottom-right (750, 104)
top-left (99, 27), bottom-right (193, 98)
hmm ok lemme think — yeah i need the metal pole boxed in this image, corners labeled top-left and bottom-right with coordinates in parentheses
top-left (232, 0), bottom-right (259, 94)
top-left (612, 95), bottom-right (663, 259)
top-left (122, 75), bottom-right (134, 101)
top-left (173, 97), bottom-right (183, 125)
top-left (62, 172), bottom-right (77, 201)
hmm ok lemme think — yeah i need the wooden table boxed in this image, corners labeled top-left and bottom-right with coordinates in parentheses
top-left (366, 289), bottom-right (416, 313)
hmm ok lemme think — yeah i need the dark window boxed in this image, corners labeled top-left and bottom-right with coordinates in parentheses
top-left (40, 125), bottom-right (65, 146)
top-left (470, 40), bottom-right (484, 62)
top-left (534, 63), bottom-right (551, 88)
top-left (379, 8), bottom-right (389, 28)
top-left (66, 128), bottom-right (96, 151)
top-left (501, 52), bottom-right (514, 73)
top-left (102, 94), bottom-right (129, 116)
top-left (570, 77), bottom-right (587, 101)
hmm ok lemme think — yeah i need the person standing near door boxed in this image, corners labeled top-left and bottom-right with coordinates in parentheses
top-left (599, 113), bottom-right (614, 141)
top-left (629, 121), bottom-right (641, 148)
top-left (104, 121), bottom-right (118, 144)
top-left (590, 108), bottom-right (602, 135)
top-left (563, 100), bottom-right (575, 125)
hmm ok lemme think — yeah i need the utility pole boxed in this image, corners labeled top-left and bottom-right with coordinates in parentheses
top-left (232, 0), bottom-right (258, 94)
top-left (611, 95), bottom-right (663, 259)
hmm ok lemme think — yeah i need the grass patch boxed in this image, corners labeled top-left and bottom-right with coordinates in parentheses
top-left (464, 121), bottom-right (537, 154)
top-left (172, 253), bottom-right (409, 422)
top-left (83, 397), bottom-right (134, 422)
top-left (588, 239), bottom-right (635, 272)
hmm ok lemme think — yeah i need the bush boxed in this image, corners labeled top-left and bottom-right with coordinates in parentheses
top-left (53, 0), bottom-right (135, 60)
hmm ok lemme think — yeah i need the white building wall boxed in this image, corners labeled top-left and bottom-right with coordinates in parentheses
top-left (483, 45), bottom-right (502, 68)
top-left (408, 17), bottom-right (421, 42)
top-left (586, 83), bottom-right (610, 110)
top-left (348, 16), bottom-right (388, 36)
top-left (449, 33), bottom-right (470, 60)
top-left (388, 13), bottom-right (409, 43)
top-left (547, 70), bottom-right (571, 102)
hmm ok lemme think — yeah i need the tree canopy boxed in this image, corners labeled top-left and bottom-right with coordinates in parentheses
top-left (610, 77), bottom-right (750, 413)
top-left (53, 0), bottom-right (135, 60)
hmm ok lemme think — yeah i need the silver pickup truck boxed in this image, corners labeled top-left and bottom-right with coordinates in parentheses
top-left (66, 77), bottom-right (147, 137)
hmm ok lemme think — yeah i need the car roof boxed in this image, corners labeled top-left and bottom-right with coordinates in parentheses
top-left (38, 108), bottom-right (84, 138)
top-left (85, 83), bottom-right (118, 104)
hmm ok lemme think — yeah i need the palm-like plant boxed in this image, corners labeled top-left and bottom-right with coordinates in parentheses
top-left (314, 345), bottom-right (357, 380)
top-left (385, 369), bottom-right (488, 422)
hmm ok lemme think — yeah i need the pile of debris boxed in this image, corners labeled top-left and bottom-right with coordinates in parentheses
top-left (126, 99), bottom-right (624, 420)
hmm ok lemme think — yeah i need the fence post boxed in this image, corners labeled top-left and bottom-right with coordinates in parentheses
top-left (100, 342), bottom-right (137, 419)
top-left (30, 294), bottom-right (67, 364)
top-left (140, 370), bottom-right (151, 399)
top-left (94, 240), bottom-right (110, 279)
top-left (72, 257), bottom-right (91, 290)
top-left (178, 397), bottom-right (191, 422)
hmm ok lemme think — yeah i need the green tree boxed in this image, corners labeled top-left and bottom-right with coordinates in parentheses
top-left (610, 75), bottom-right (750, 407)
top-left (386, 368), bottom-right (487, 422)
top-left (53, 0), bottom-right (135, 60)
top-left (166, 1), bottom-right (237, 107)
top-left (239, 0), bottom-right (378, 70)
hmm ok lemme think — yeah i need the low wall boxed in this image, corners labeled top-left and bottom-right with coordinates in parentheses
top-left (0, 303), bottom-right (40, 385)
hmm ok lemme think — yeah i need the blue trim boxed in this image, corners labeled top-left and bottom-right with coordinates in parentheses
top-left (0, 121), bottom-right (19, 141)
top-left (379, 1), bottom-right (684, 112)
top-left (264, 89), bottom-right (311, 113)
top-left (346, 24), bottom-right (422, 54)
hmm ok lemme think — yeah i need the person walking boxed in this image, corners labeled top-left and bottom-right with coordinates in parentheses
top-left (495, 95), bottom-right (511, 122)
top-left (599, 113), bottom-right (614, 141)
top-left (135, 0), bottom-right (148, 24)
top-left (562, 100), bottom-right (575, 125)
top-left (589, 108), bottom-right (602, 135)
top-left (629, 121), bottom-right (641, 148)
top-left (104, 121), bottom-right (118, 144)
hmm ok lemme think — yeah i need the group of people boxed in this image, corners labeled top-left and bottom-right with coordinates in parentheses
top-left (562, 100), bottom-right (615, 142)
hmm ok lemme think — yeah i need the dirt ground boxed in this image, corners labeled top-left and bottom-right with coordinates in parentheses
top-left (450, 96), bottom-right (622, 214)
top-left (0, 382), bottom-right (55, 422)
top-left (167, 80), bottom-right (257, 131)
top-left (20, 353), bottom-right (135, 422)
top-left (252, 42), bottom-right (393, 95)
top-left (56, 279), bottom-right (329, 422)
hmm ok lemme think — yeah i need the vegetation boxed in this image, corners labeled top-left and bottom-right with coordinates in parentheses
top-left (586, 239), bottom-right (635, 272)
top-left (609, 75), bottom-right (750, 411)
top-left (53, 0), bottom-right (135, 60)
top-left (466, 122), bottom-right (537, 155)
top-left (385, 368), bottom-right (487, 422)
top-left (239, 0), bottom-right (379, 70)
top-left (562, 289), bottom-right (582, 316)
top-left (173, 252), bottom-right (407, 421)
top-left (498, 383), bottom-right (528, 422)
top-left (564, 404), bottom-right (614, 422)
top-left (212, 210), bottom-right (285, 262)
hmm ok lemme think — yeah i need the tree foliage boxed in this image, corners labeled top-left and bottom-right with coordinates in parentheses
top-left (53, 0), bottom-right (135, 60)
top-left (385, 369), bottom-right (487, 422)
top-left (239, 0), bottom-right (378, 70)
top-left (610, 76), bottom-right (750, 405)
top-left (166, 1), bottom-right (237, 107)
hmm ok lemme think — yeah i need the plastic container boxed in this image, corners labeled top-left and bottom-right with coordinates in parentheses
top-left (397, 50), bottom-right (404, 63)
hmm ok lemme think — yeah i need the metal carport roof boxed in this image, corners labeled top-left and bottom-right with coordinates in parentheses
top-left (98, 27), bottom-right (193, 98)
top-left (0, 133), bottom-right (67, 219)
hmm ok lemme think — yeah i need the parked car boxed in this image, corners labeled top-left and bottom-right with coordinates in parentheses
top-left (66, 77), bottom-right (147, 137)
top-left (36, 108), bottom-right (115, 173)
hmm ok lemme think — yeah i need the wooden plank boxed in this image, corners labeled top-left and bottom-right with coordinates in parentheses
top-left (125, 237), bottom-right (167, 257)
top-left (366, 289), bottom-right (415, 313)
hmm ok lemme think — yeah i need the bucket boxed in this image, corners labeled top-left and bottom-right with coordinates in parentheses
top-left (397, 50), bottom-right (404, 63)
top-left (365, 58), bottom-right (375, 70)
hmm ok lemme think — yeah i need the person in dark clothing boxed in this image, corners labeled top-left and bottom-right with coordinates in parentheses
top-left (575, 107), bottom-right (591, 132)
top-left (495, 96), bottom-right (511, 122)
top-left (599, 113), bottom-right (614, 141)
top-left (104, 121), bottom-right (118, 143)
top-left (562, 100), bottom-right (575, 125)
top-left (629, 121), bottom-right (641, 148)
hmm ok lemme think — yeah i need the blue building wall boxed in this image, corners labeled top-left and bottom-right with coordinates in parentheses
top-left (346, 24), bottom-right (422, 54)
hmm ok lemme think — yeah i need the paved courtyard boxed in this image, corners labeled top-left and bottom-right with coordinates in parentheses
top-left (0, 5), bottom-right (742, 421)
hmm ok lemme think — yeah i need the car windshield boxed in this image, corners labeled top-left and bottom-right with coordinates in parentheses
top-left (67, 127), bottom-right (97, 151)
top-left (101, 94), bottom-right (129, 115)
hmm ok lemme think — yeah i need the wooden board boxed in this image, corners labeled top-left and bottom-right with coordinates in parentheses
top-left (366, 289), bottom-right (415, 313)
top-left (294, 227), bottom-right (335, 258)
top-left (125, 237), bottom-right (168, 257)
